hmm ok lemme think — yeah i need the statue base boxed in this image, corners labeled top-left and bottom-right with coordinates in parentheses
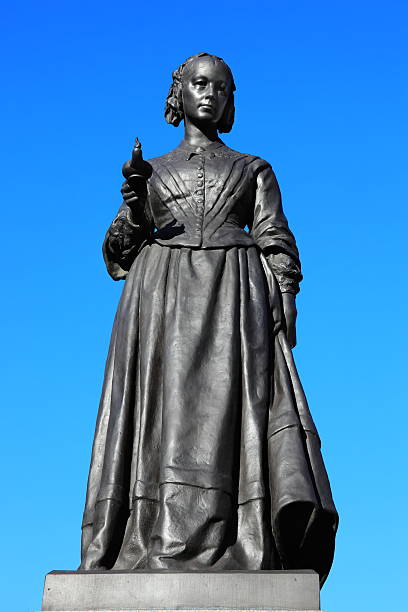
top-left (38, 570), bottom-right (323, 611)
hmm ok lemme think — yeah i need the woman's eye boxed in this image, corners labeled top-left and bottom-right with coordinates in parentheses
top-left (195, 80), bottom-right (206, 87)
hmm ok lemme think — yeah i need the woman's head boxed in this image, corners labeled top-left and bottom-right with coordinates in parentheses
top-left (165, 53), bottom-right (236, 133)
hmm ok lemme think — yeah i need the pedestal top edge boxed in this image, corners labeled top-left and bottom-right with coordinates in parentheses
top-left (47, 570), bottom-right (318, 576)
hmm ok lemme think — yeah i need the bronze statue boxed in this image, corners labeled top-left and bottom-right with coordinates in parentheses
top-left (80, 53), bottom-right (338, 585)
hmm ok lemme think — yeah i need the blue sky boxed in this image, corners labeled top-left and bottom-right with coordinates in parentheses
top-left (1, 1), bottom-right (407, 610)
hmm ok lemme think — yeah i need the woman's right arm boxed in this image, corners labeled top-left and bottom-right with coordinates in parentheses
top-left (102, 181), bottom-right (153, 280)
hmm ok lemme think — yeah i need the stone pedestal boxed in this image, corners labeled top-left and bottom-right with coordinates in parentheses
top-left (38, 570), bottom-right (323, 611)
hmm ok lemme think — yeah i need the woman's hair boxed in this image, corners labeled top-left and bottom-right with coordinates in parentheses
top-left (165, 52), bottom-right (236, 133)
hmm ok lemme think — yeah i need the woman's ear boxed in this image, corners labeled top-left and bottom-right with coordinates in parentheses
top-left (180, 88), bottom-right (184, 115)
top-left (218, 93), bottom-right (235, 133)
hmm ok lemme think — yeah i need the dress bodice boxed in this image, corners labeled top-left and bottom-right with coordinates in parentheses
top-left (103, 140), bottom-right (302, 294)
top-left (148, 140), bottom-right (261, 249)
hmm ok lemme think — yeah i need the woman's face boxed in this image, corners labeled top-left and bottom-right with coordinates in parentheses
top-left (182, 57), bottom-right (232, 126)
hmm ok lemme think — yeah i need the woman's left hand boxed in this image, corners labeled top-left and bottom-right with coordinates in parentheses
top-left (282, 293), bottom-right (297, 348)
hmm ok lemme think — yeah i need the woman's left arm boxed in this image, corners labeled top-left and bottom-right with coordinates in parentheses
top-left (249, 162), bottom-right (302, 347)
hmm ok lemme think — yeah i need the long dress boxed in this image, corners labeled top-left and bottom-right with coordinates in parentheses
top-left (80, 140), bottom-right (338, 584)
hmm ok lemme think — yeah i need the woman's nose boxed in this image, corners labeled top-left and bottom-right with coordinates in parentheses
top-left (205, 84), bottom-right (216, 99)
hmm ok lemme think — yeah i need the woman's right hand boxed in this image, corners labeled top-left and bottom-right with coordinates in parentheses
top-left (121, 180), bottom-right (145, 212)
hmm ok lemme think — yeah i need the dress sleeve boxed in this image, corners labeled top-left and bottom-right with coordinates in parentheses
top-left (249, 163), bottom-right (303, 295)
top-left (103, 199), bottom-right (152, 281)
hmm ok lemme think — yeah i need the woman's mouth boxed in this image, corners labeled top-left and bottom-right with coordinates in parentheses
top-left (199, 103), bottom-right (215, 111)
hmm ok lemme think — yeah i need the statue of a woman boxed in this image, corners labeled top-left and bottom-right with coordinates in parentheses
top-left (80, 53), bottom-right (338, 584)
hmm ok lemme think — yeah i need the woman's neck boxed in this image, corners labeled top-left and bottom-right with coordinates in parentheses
top-left (183, 119), bottom-right (220, 149)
